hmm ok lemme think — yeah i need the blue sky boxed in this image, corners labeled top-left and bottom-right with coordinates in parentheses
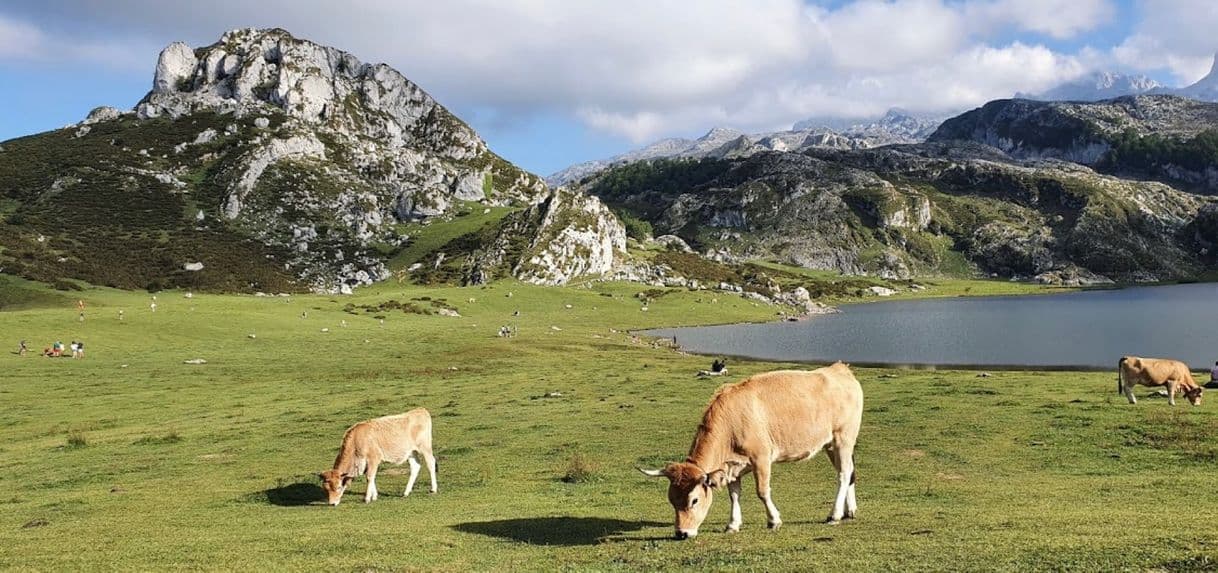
top-left (1, 0), bottom-right (1216, 175)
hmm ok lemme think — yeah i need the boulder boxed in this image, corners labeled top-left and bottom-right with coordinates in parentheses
top-left (152, 42), bottom-right (198, 94)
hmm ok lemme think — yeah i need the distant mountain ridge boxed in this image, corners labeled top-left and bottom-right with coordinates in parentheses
top-left (1025, 52), bottom-right (1218, 102)
top-left (547, 108), bottom-right (946, 187)
top-left (1020, 71), bottom-right (1162, 101)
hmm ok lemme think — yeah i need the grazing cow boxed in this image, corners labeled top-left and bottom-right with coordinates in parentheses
top-left (319, 408), bottom-right (437, 506)
top-left (639, 363), bottom-right (864, 539)
top-left (1118, 356), bottom-right (1203, 406)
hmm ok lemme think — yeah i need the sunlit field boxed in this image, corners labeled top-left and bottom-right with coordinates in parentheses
top-left (1, 276), bottom-right (1216, 571)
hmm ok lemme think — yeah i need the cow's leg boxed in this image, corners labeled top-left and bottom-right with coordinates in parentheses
top-left (828, 442), bottom-right (856, 523)
top-left (1123, 381), bottom-right (1137, 404)
top-left (364, 460), bottom-right (380, 503)
top-left (1167, 381), bottom-right (1178, 406)
top-left (752, 458), bottom-right (781, 530)
top-left (725, 477), bottom-right (744, 532)
top-left (421, 448), bottom-right (438, 494)
top-left (845, 460), bottom-right (858, 520)
top-left (404, 453), bottom-right (422, 497)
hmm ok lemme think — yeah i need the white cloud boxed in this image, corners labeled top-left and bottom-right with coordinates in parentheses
top-left (1112, 0), bottom-right (1218, 84)
top-left (0, 14), bottom-right (47, 59)
top-left (0, 13), bottom-right (150, 68)
top-left (966, 0), bottom-right (1113, 39)
top-left (0, 0), bottom-right (1120, 143)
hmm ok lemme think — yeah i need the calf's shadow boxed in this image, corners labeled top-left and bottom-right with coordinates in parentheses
top-left (452, 517), bottom-right (667, 546)
top-left (261, 481), bottom-right (326, 506)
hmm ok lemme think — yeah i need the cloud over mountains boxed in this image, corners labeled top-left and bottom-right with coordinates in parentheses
top-left (0, 1), bottom-right (1212, 143)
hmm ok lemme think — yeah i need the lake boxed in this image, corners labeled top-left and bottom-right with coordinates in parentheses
top-left (646, 283), bottom-right (1218, 370)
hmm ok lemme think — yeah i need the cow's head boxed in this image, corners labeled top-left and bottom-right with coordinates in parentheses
top-left (638, 461), bottom-right (745, 539)
top-left (318, 469), bottom-right (354, 506)
top-left (1185, 386), bottom-right (1204, 406)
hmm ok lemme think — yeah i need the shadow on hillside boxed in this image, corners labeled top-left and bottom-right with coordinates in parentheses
top-left (452, 517), bottom-right (668, 546)
top-left (262, 481), bottom-right (326, 506)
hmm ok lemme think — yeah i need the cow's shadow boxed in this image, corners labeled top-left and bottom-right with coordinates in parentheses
top-left (452, 517), bottom-right (667, 546)
top-left (261, 481), bottom-right (326, 506)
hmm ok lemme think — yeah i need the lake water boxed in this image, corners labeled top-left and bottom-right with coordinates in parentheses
top-left (646, 283), bottom-right (1218, 370)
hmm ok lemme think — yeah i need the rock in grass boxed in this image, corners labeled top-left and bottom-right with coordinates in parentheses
top-left (183, 358), bottom-right (207, 365)
top-left (22, 518), bottom-right (49, 529)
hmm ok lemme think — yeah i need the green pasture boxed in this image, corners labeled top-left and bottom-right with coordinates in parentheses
top-left (0, 275), bottom-right (1214, 571)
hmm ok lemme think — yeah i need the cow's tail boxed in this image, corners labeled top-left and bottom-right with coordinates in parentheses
top-left (1117, 356), bottom-right (1126, 394)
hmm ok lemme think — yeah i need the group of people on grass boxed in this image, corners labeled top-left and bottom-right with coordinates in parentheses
top-left (17, 339), bottom-right (85, 359)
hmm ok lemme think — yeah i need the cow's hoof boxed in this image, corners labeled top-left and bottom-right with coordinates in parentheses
top-left (825, 517), bottom-right (842, 525)
top-left (724, 525), bottom-right (741, 534)
top-left (767, 521), bottom-right (782, 531)
top-left (844, 512), bottom-right (856, 520)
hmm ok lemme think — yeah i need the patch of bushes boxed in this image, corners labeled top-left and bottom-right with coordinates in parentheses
top-left (134, 431), bottom-right (183, 445)
top-left (613, 209), bottom-right (653, 241)
top-left (560, 453), bottom-right (601, 484)
top-left (654, 251), bottom-right (742, 285)
top-left (65, 432), bottom-right (88, 449)
top-left (343, 298), bottom-right (457, 316)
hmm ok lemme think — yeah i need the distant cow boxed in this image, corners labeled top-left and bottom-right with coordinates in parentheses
top-left (319, 408), bottom-right (438, 506)
top-left (1118, 356), bottom-right (1203, 406)
top-left (639, 363), bottom-right (864, 539)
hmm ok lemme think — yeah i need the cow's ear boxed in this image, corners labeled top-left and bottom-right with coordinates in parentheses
top-left (340, 473), bottom-right (355, 486)
top-left (704, 469), bottom-right (730, 489)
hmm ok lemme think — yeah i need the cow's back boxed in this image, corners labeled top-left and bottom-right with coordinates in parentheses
top-left (1124, 356), bottom-right (1192, 386)
top-left (345, 408), bottom-right (432, 464)
top-left (708, 364), bottom-right (862, 458)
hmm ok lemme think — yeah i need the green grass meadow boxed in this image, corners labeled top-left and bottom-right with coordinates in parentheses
top-left (1, 276), bottom-right (1216, 571)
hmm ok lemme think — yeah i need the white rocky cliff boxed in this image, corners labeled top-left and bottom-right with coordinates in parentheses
top-left (59, 28), bottom-right (630, 291)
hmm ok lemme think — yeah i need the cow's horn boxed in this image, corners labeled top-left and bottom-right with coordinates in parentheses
top-left (637, 467), bottom-right (665, 477)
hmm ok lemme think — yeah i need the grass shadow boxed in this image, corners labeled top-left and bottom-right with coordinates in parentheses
top-left (261, 481), bottom-right (326, 507)
top-left (452, 517), bottom-right (667, 546)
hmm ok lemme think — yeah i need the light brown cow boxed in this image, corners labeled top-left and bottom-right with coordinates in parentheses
top-left (1118, 356), bottom-right (1203, 406)
top-left (319, 408), bottom-right (437, 505)
top-left (639, 363), bottom-right (864, 539)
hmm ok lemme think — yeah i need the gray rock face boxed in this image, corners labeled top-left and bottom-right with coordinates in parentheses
top-left (83, 106), bottom-right (124, 125)
top-left (411, 188), bottom-right (627, 286)
top-left (930, 95), bottom-right (1218, 193)
top-left (585, 141), bottom-right (1217, 282)
top-left (0, 28), bottom-right (554, 294)
top-left (152, 42), bottom-right (198, 94)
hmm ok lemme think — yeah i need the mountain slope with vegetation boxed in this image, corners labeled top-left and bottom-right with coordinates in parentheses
top-left (585, 140), bottom-right (1217, 283)
top-left (0, 28), bottom-right (627, 293)
top-left (929, 95), bottom-right (1218, 193)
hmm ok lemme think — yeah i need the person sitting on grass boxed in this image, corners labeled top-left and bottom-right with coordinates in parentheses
top-left (18, 340), bottom-right (27, 356)
top-left (1208, 361), bottom-right (1218, 389)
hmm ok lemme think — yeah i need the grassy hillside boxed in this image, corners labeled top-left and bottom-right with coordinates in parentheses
top-left (0, 276), bottom-right (1215, 571)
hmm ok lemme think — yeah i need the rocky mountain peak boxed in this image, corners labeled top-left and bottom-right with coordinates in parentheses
top-left (0, 28), bottom-right (643, 294)
top-left (139, 27), bottom-right (485, 160)
top-left (699, 127), bottom-right (745, 141)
